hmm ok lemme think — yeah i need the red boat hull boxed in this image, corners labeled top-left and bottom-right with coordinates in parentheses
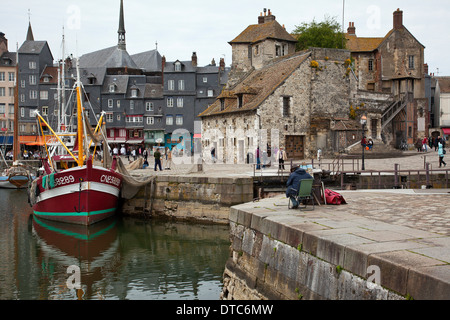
top-left (32, 160), bottom-right (122, 226)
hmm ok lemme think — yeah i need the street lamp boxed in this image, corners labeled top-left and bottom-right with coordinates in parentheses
top-left (360, 115), bottom-right (367, 171)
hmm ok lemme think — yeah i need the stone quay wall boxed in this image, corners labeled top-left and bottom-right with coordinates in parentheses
top-left (222, 209), bottom-right (403, 300)
top-left (220, 194), bottom-right (449, 300)
top-left (121, 175), bottom-right (254, 224)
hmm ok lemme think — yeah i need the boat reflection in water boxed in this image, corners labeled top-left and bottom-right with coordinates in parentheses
top-left (31, 214), bottom-right (230, 300)
top-left (32, 216), bottom-right (120, 300)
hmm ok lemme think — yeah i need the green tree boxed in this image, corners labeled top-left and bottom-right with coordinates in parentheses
top-left (293, 16), bottom-right (346, 51)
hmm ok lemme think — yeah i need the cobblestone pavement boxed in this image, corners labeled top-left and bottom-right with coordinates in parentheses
top-left (337, 189), bottom-right (450, 237)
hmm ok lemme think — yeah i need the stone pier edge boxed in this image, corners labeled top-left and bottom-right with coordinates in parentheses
top-left (224, 203), bottom-right (449, 300)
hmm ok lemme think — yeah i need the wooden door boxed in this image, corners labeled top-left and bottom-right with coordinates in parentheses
top-left (285, 135), bottom-right (304, 160)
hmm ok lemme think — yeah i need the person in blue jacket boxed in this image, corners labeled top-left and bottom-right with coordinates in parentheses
top-left (286, 167), bottom-right (313, 209)
top-left (438, 142), bottom-right (447, 167)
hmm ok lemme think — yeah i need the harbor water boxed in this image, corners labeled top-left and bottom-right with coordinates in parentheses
top-left (0, 188), bottom-right (231, 300)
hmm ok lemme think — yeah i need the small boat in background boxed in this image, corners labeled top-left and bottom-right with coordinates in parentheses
top-left (0, 161), bottom-right (33, 189)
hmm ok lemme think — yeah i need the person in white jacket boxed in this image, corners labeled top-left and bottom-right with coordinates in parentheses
top-left (277, 147), bottom-right (287, 170)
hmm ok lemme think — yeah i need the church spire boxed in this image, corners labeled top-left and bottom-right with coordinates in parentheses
top-left (118, 0), bottom-right (126, 50)
top-left (26, 9), bottom-right (34, 41)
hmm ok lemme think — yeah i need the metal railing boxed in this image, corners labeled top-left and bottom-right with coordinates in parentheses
top-left (252, 159), bottom-right (449, 190)
top-left (338, 164), bottom-right (449, 190)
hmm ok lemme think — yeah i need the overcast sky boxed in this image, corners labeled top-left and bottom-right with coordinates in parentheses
top-left (2, 0), bottom-right (449, 75)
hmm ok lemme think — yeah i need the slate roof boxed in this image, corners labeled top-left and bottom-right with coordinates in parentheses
top-left (79, 45), bottom-right (138, 69)
top-left (229, 20), bottom-right (297, 45)
top-left (79, 67), bottom-right (107, 86)
top-left (199, 51), bottom-right (310, 117)
top-left (18, 41), bottom-right (48, 54)
top-left (436, 77), bottom-right (450, 93)
top-left (0, 51), bottom-right (17, 66)
top-left (104, 47), bottom-right (138, 69)
top-left (164, 60), bottom-right (196, 72)
top-left (131, 50), bottom-right (162, 72)
top-left (102, 75), bottom-right (129, 94)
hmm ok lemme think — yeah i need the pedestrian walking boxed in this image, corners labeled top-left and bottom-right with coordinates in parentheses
top-left (277, 147), bottom-right (287, 170)
top-left (154, 148), bottom-right (162, 171)
top-left (422, 136), bottom-right (428, 152)
top-left (143, 148), bottom-right (148, 161)
top-left (438, 142), bottom-right (447, 167)
top-left (256, 146), bottom-right (261, 170)
top-left (211, 147), bottom-right (216, 163)
top-left (415, 138), bottom-right (422, 152)
top-left (165, 147), bottom-right (172, 170)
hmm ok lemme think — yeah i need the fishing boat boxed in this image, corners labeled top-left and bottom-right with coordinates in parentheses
top-left (29, 59), bottom-right (123, 226)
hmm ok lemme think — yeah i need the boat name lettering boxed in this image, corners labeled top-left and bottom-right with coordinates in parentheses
top-left (55, 175), bottom-right (75, 186)
top-left (101, 175), bottom-right (120, 187)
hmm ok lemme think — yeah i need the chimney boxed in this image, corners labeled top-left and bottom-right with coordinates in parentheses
top-left (393, 8), bottom-right (403, 30)
top-left (258, 12), bottom-right (265, 24)
top-left (192, 52), bottom-right (197, 67)
top-left (264, 9), bottom-right (276, 23)
top-left (347, 22), bottom-right (356, 35)
top-left (0, 32), bottom-right (8, 56)
top-left (211, 58), bottom-right (216, 66)
top-left (219, 58), bottom-right (225, 71)
top-left (161, 55), bottom-right (166, 83)
top-left (424, 63), bottom-right (429, 76)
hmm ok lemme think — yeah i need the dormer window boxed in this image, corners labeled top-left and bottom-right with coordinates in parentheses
top-left (131, 88), bottom-right (138, 98)
top-left (174, 61), bottom-right (182, 71)
top-left (88, 75), bottom-right (96, 85)
top-left (109, 84), bottom-right (116, 93)
top-left (237, 94), bottom-right (243, 109)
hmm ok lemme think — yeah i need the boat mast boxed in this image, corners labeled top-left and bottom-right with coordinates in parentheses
top-left (75, 59), bottom-right (84, 167)
top-left (13, 43), bottom-right (19, 162)
top-left (61, 27), bottom-right (67, 132)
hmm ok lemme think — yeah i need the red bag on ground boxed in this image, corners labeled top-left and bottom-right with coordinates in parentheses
top-left (324, 189), bottom-right (347, 205)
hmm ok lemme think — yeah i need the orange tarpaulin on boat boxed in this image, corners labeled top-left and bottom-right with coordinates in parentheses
top-left (19, 135), bottom-right (53, 146)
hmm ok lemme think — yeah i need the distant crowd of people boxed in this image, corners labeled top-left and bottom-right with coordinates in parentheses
top-left (415, 136), bottom-right (446, 152)
top-left (111, 145), bottom-right (173, 171)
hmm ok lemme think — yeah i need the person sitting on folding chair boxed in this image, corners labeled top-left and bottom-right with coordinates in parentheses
top-left (286, 166), bottom-right (313, 209)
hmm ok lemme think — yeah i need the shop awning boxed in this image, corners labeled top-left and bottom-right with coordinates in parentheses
top-left (107, 138), bottom-right (127, 144)
top-left (126, 139), bottom-right (144, 144)
top-left (442, 128), bottom-right (450, 135)
top-left (0, 136), bottom-right (13, 145)
top-left (193, 134), bottom-right (201, 139)
top-left (19, 135), bottom-right (45, 145)
top-left (19, 135), bottom-right (56, 146)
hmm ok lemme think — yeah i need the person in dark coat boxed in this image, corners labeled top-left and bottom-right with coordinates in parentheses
top-left (286, 167), bottom-right (313, 209)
